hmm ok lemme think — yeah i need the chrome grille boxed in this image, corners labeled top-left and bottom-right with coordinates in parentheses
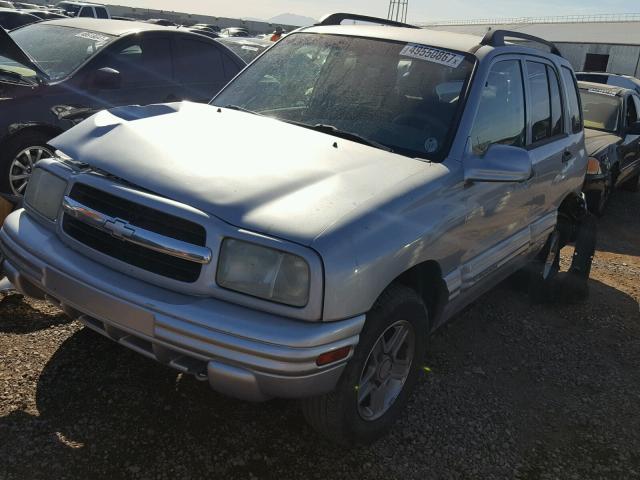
top-left (62, 183), bottom-right (210, 283)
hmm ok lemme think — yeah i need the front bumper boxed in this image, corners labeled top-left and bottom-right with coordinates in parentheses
top-left (0, 210), bottom-right (365, 401)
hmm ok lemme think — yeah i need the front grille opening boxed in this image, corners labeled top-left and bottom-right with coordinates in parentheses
top-left (69, 183), bottom-right (206, 246)
top-left (63, 216), bottom-right (202, 283)
top-left (63, 183), bottom-right (205, 283)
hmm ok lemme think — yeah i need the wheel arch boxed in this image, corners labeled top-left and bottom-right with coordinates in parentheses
top-left (1, 123), bottom-right (63, 149)
top-left (386, 260), bottom-right (448, 331)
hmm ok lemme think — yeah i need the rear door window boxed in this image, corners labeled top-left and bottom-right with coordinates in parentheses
top-left (79, 7), bottom-right (94, 17)
top-left (470, 59), bottom-right (526, 155)
top-left (526, 61), bottom-right (553, 143)
top-left (95, 7), bottom-right (109, 19)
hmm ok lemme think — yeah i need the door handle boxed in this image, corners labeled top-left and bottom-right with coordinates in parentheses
top-left (562, 151), bottom-right (573, 163)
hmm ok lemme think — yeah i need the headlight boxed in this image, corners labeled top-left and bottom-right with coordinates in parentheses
top-left (24, 168), bottom-right (67, 221)
top-left (216, 238), bottom-right (310, 307)
top-left (586, 157), bottom-right (602, 175)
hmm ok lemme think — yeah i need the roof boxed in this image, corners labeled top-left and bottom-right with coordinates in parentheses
top-left (425, 22), bottom-right (640, 46)
top-left (301, 25), bottom-right (484, 53)
top-left (40, 18), bottom-right (172, 36)
top-left (577, 81), bottom-right (630, 96)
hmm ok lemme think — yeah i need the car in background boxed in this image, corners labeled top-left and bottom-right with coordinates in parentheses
top-left (220, 27), bottom-right (249, 37)
top-left (578, 81), bottom-right (640, 214)
top-left (12, 2), bottom-right (42, 9)
top-left (193, 23), bottom-right (219, 33)
top-left (576, 72), bottom-right (640, 96)
top-left (0, 18), bottom-right (245, 194)
top-left (145, 18), bottom-right (177, 27)
top-left (0, 8), bottom-right (39, 29)
top-left (56, 1), bottom-right (109, 19)
top-left (0, 1), bottom-right (15, 8)
top-left (20, 8), bottom-right (66, 20)
top-left (183, 25), bottom-right (220, 39)
top-left (216, 36), bottom-right (271, 63)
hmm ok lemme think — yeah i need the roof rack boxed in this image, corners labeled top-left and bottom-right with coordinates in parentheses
top-left (480, 29), bottom-right (562, 56)
top-left (316, 13), bottom-right (419, 29)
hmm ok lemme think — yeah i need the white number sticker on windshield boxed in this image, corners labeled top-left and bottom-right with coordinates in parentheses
top-left (400, 44), bottom-right (465, 68)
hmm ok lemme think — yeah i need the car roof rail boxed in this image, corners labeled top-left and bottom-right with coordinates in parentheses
top-left (315, 13), bottom-right (420, 29)
top-left (480, 29), bottom-right (562, 57)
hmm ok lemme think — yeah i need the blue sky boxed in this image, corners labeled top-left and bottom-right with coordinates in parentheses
top-left (100, 0), bottom-right (638, 22)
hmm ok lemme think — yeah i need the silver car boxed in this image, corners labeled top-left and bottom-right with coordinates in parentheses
top-left (0, 14), bottom-right (592, 444)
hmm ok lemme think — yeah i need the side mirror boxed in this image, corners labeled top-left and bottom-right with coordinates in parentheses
top-left (626, 121), bottom-right (640, 135)
top-left (89, 67), bottom-right (121, 90)
top-left (464, 144), bottom-right (533, 183)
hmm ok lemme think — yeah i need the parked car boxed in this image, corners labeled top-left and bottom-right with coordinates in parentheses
top-left (576, 72), bottom-right (640, 96)
top-left (0, 1), bottom-right (15, 8)
top-left (193, 23), bottom-right (220, 33)
top-left (220, 27), bottom-right (249, 37)
top-left (0, 18), bottom-right (245, 194)
top-left (182, 26), bottom-right (220, 39)
top-left (0, 14), bottom-right (594, 445)
top-left (216, 36), bottom-right (270, 63)
top-left (145, 18), bottom-right (177, 27)
top-left (578, 81), bottom-right (640, 214)
top-left (56, 1), bottom-right (109, 19)
top-left (19, 8), bottom-right (66, 20)
top-left (0, 8), bottom-right (39, 29)
top-left (12, 2), bottom-right (41, 9)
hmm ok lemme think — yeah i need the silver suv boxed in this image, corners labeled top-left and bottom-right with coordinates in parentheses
top-left (0, 14), bottom-right (592, 444)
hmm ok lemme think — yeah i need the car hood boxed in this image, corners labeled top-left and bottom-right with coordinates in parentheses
top-left (0, 27), bottom-right (49, 82)
top-left (51, 102), bottom-right (428, 245)
top-left (584, 128), bottom-right (621, 157)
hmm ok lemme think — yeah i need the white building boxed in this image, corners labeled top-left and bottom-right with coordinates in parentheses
top-left (422, 14), bottom-right (640, 76)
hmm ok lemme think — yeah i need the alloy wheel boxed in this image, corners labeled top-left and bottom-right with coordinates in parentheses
top-left (357, 320), bottom-right (415, 421)
top-left (9, 146), bottom-right (54, 195)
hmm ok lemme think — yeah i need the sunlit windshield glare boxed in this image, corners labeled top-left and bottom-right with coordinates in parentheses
top-left (6, 25), bottom-right (114, 81)
top-left (580, 91), bottom-right (620, 132)
top-left (213, 33), bottom-right (475, 160)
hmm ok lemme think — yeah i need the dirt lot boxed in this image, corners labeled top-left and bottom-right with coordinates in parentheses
top-left (0, 190), bottom-right (639, 480)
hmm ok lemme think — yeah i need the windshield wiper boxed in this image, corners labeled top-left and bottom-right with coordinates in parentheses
top-left (286, 121), bottom-right (394, 153)
top-left (0, 68), bottom-right (38, 86)
top-left (224, 104), bottom-right (261, 116)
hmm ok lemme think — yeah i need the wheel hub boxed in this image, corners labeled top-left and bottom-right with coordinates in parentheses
top-left (9, 145), bottom-right (54, 195)
top-left (377, 356), bottom-right (393, 381)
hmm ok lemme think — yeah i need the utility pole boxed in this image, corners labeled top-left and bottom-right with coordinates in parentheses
top-left (387, 0), bottom-right (409, 23)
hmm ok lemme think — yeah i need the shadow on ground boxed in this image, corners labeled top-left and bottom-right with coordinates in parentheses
top-left (1, 276), bottom-right (639, 479)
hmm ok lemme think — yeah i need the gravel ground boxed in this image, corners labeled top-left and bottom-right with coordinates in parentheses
top-left (1, 190), bottom-right (639, 480)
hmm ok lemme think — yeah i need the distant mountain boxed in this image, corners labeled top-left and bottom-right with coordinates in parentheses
top-left (269, 13), bottom-right (317, 27)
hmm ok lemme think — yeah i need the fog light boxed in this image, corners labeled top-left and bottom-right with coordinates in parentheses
top-left (316, 346), bottom-right (351, 366)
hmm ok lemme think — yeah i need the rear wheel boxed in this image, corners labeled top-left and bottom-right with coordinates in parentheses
top-left (0, 131), bottom-right (55, 195)
top-left (301, 284), bottom-right (428, 446)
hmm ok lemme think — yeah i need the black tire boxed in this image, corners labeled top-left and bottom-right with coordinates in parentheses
top-left (621, 172), bottom-right (639, 192)
top-left (564, 213), bottom-right (597, 300)
top-left (0, 131), bottom-right (55, 195)
top-left (301, 284), bottom-right (428, 446)
top-left (528, 215), bottom-right (572, 303)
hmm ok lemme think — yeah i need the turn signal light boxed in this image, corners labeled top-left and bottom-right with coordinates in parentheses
top-left (586, 157), bottom-right (602, 175)
top-left (316, 346), bottom-right (352, 366)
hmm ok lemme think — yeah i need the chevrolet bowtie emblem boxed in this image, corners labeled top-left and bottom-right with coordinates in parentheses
top-left (103, 219), bottom-right (135, 240)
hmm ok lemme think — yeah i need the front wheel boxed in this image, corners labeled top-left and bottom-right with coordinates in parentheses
top-left (301, 284), bottom-right (428, 446)
top-left (0, 131), bottom-right (55, 195)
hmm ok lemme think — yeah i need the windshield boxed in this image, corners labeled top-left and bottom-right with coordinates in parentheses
top-left (6, 24), bottom-right (114, 81)
top-left (213, 33), bottom-right (475, 161)
top-left (580, 90), bottom-right (621, 133)
top-left (57, 2), bottom-right (81, 16)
